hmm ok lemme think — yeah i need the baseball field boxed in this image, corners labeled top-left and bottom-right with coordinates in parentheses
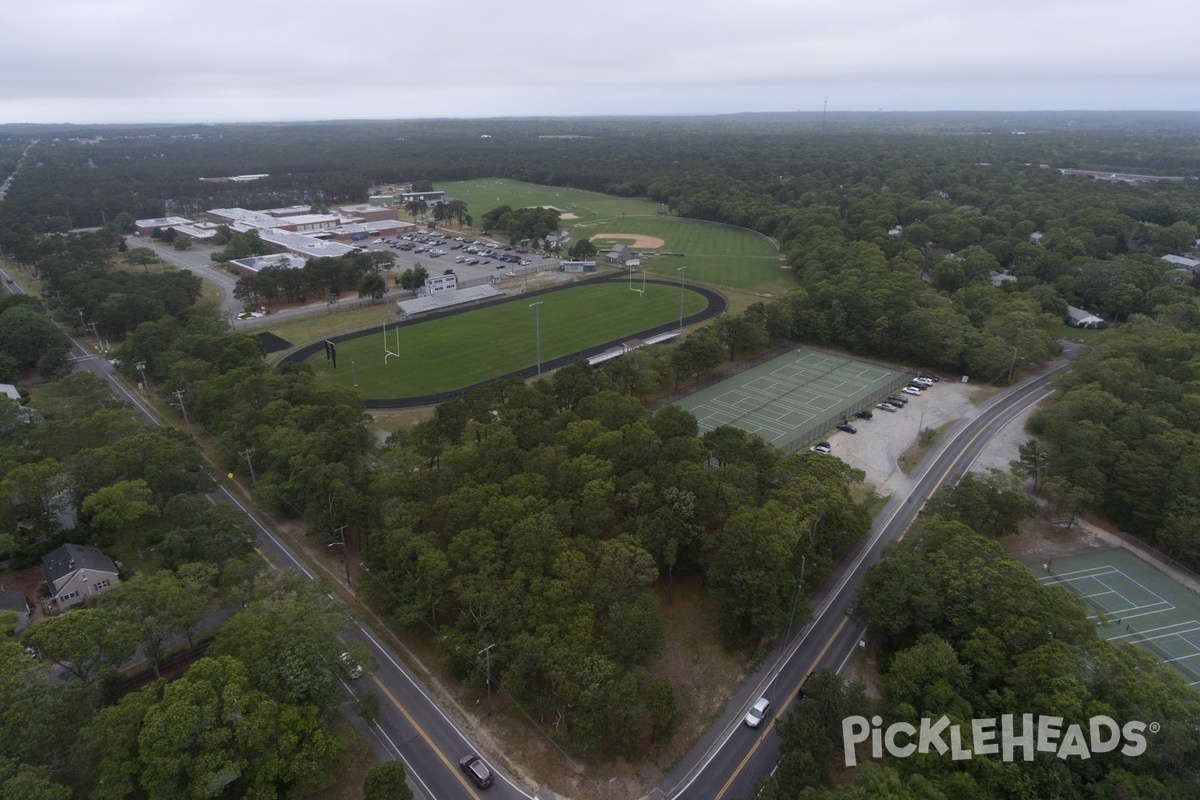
top-left (434, 179), bottom-right (785, 291)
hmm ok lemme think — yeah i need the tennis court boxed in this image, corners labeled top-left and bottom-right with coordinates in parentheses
top-left (675, 349), bottom-right (907, 450)
top-left (1039, 548), bottom-right (1200, 687)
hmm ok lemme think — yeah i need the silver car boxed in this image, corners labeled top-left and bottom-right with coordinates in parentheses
top-left (744, 696), bottom-right (770, 728)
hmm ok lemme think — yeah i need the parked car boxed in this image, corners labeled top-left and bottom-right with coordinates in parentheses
top-left (877, 402), bottom-right (899, 412)
top-left (919, 372), bottom-right (940, 382)
top-left (836, 422), bottom-right (857, 434)
top-left (744, 697), bottom-right (771, 728)
top-left (810, 442), bottom-right (832, 454)
top-left (854, 409), bottom-right (873, 420)
top-left (887, 395), bottom-right (908, 406)
top-left (901, 386), bottom-right (922, 396)
top-left (459, 754), bottom-right (494, 789)
top-left (912, 376), bottom-right (935, 386)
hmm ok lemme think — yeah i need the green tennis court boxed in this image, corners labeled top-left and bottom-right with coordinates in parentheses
top-left (675, 348), bottom-right (908, 450)
top-left (1040, 548), bottom-right (1200, 687)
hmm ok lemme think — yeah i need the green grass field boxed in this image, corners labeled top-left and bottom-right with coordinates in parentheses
top-left (436, 179), bottom-right (661, 220)
top-left (575, 216), bottom-right (782, 289)
top-left (307, 282), bottom-right (709, 398)
top-left (435, 179), bottom-right (788, 292)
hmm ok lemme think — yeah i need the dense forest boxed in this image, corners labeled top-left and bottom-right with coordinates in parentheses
top-left (3, 113), bottom-right (1200, 795)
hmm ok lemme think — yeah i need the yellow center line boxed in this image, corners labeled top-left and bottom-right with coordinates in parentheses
top-left (368, 672), bottom-right (483, 796)
top-left (715, 614), bottom-right (852, 799)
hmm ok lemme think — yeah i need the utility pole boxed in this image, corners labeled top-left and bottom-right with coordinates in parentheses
top-left (677, 265), bottom-right (687, 332)
top-left (171, 389), bottom-right (190, 430)
top-left (332, 524), bottom-right (351, 584)
top-left (529, 301), bottom-right (543, 375)
top-left (477, 643), bottom-right (496, 713)
top-left (239, 447), bottom-right (257, 484)
top-left (786, 554), bottom-right (807, 641)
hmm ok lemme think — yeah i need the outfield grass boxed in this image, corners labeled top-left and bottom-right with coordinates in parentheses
top-left (436, 179), bottom-right (790, 292)
top-left (575, 216), bottom-right (782, 289)
top-left (436, 178), bottom-right (661, 221)
top-left (307, 282), bottom-right (709, 398)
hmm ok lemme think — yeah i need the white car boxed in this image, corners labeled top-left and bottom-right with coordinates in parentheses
top-left (902, 386), bottom-right (922, 396)
top-left (810, 442), bottom-right (832, 454)
top-left (340, 652), bottom-right (363, 680)
top-left (912, 376), bottom-right (934, 386)
top-left (744, 697), bottom-right (770, 728)
top-left (877, 402), bottom-right (899, 412)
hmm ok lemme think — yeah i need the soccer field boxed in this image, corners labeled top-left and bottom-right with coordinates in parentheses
top-left (302, 281), bottom-right (711, 400)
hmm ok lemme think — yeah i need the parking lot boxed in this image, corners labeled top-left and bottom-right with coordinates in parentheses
top-left (361, 231), bottom-right (567, 290)
top-left (820, 375), bottom-right (1025, 499)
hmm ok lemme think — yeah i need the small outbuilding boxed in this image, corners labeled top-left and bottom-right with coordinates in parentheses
top-left (0, 589), bottom-right (31, 632)
top-left (1067, 306), bottom-right (1104, 329)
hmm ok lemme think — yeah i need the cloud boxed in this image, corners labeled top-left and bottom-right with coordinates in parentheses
top-left (0, 0), bottom-right (1195, 123)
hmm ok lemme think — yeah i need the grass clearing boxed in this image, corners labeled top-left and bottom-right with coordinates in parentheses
top-left (436, 178), bottom-right (661, 221)
top-left (576, 216), bottom-right (781, 290)
top-left (305, 282), bottom-right (708, 399)
top-left (435, 178), bottom-right (790, 293)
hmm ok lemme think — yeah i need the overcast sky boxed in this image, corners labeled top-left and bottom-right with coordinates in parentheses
top-left (3, 0), bottom-right (1195, 125)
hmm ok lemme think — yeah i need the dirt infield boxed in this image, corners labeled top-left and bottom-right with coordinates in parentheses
top-left (591, 233), bottom-right (666, 248)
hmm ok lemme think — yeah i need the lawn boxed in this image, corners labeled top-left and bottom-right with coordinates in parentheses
top-left (435, 178), bottom-right (661, 221)
top-left (435, 179), bottom-right (790, 292)
top-left (306, 282), bottom-right (709, 398)
top-left (574, 216), bottom-right (783, 290)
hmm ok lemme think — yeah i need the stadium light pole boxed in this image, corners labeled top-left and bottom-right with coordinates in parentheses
top-left (677, 265), bottom-right (687, 332)
top-left (529, 301), bottom-right (543, 374)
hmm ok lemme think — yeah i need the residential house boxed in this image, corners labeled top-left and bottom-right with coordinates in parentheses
top-left (41, 543), bottom-right (120, 612)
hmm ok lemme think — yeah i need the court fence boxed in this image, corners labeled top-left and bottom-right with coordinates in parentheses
top-left (1123, 623), bottom-right (1200, 684)
top-left (648, 343), bottom-right (797, 410)
top-left (1046, 567), bottom-right (1200, 685)
top-left (1105, 528), bottom-right (1200, 595)
top-left (653, 341), bottom-right (928, 451)
top-left (777, 369), bottom-right (914, 454)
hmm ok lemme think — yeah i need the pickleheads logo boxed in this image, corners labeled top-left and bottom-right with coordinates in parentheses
top-left (842, 715), bottom-right (1155, 767)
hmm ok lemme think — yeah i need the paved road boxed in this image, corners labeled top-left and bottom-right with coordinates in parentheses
top-left (661, 354), bottom-right (1073, 800)
top-left (4, 260), bottom-right (1076, 798)
top-left (2, 261), bottom-right (523, 800)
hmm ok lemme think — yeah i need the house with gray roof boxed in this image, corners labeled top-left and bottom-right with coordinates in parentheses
top-left (605, 245), bottom-right (634, 266)
top-left (0, 589), bottom-right (31, 631)
top-left (1067, 306), bottom-right (1104, 329)
top-left (41, 543), bottom-right (120, 612)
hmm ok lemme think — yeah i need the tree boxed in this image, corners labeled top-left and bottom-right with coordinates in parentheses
top-left (398, 266), bottom-right (428, 294)
top-left (0, 306), bottom-right (71, 370)
top-left (362, 761), bottom-right (414, 800)
top-left (359, 271), bottom-right (387, 301)
top-left (81, 656), bottom-right (342, 800)
top-left (645, 676), bottom-right (682, 745)
top-left (569, 238), bottom-right (597, 260)
top-left (1017, 438), bottom-right (1051, 492)
top-left (103, 571), bottom-right (205, 676)
top-left (124, 247), bottom-right (160, 272)
top-left (208, 572), bottom-right (355, 710)
top-left (21, 606), bottom-right (139, 684)
top-left (923, 469), bottom-right (1036, 537)
top-left (80, 479), bottom-right (158, 542)
top-left (172, 234), bottom-right (193, 250)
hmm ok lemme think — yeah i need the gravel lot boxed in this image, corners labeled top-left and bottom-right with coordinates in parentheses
top-left (824, 374), bottom-right (1036, 499)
